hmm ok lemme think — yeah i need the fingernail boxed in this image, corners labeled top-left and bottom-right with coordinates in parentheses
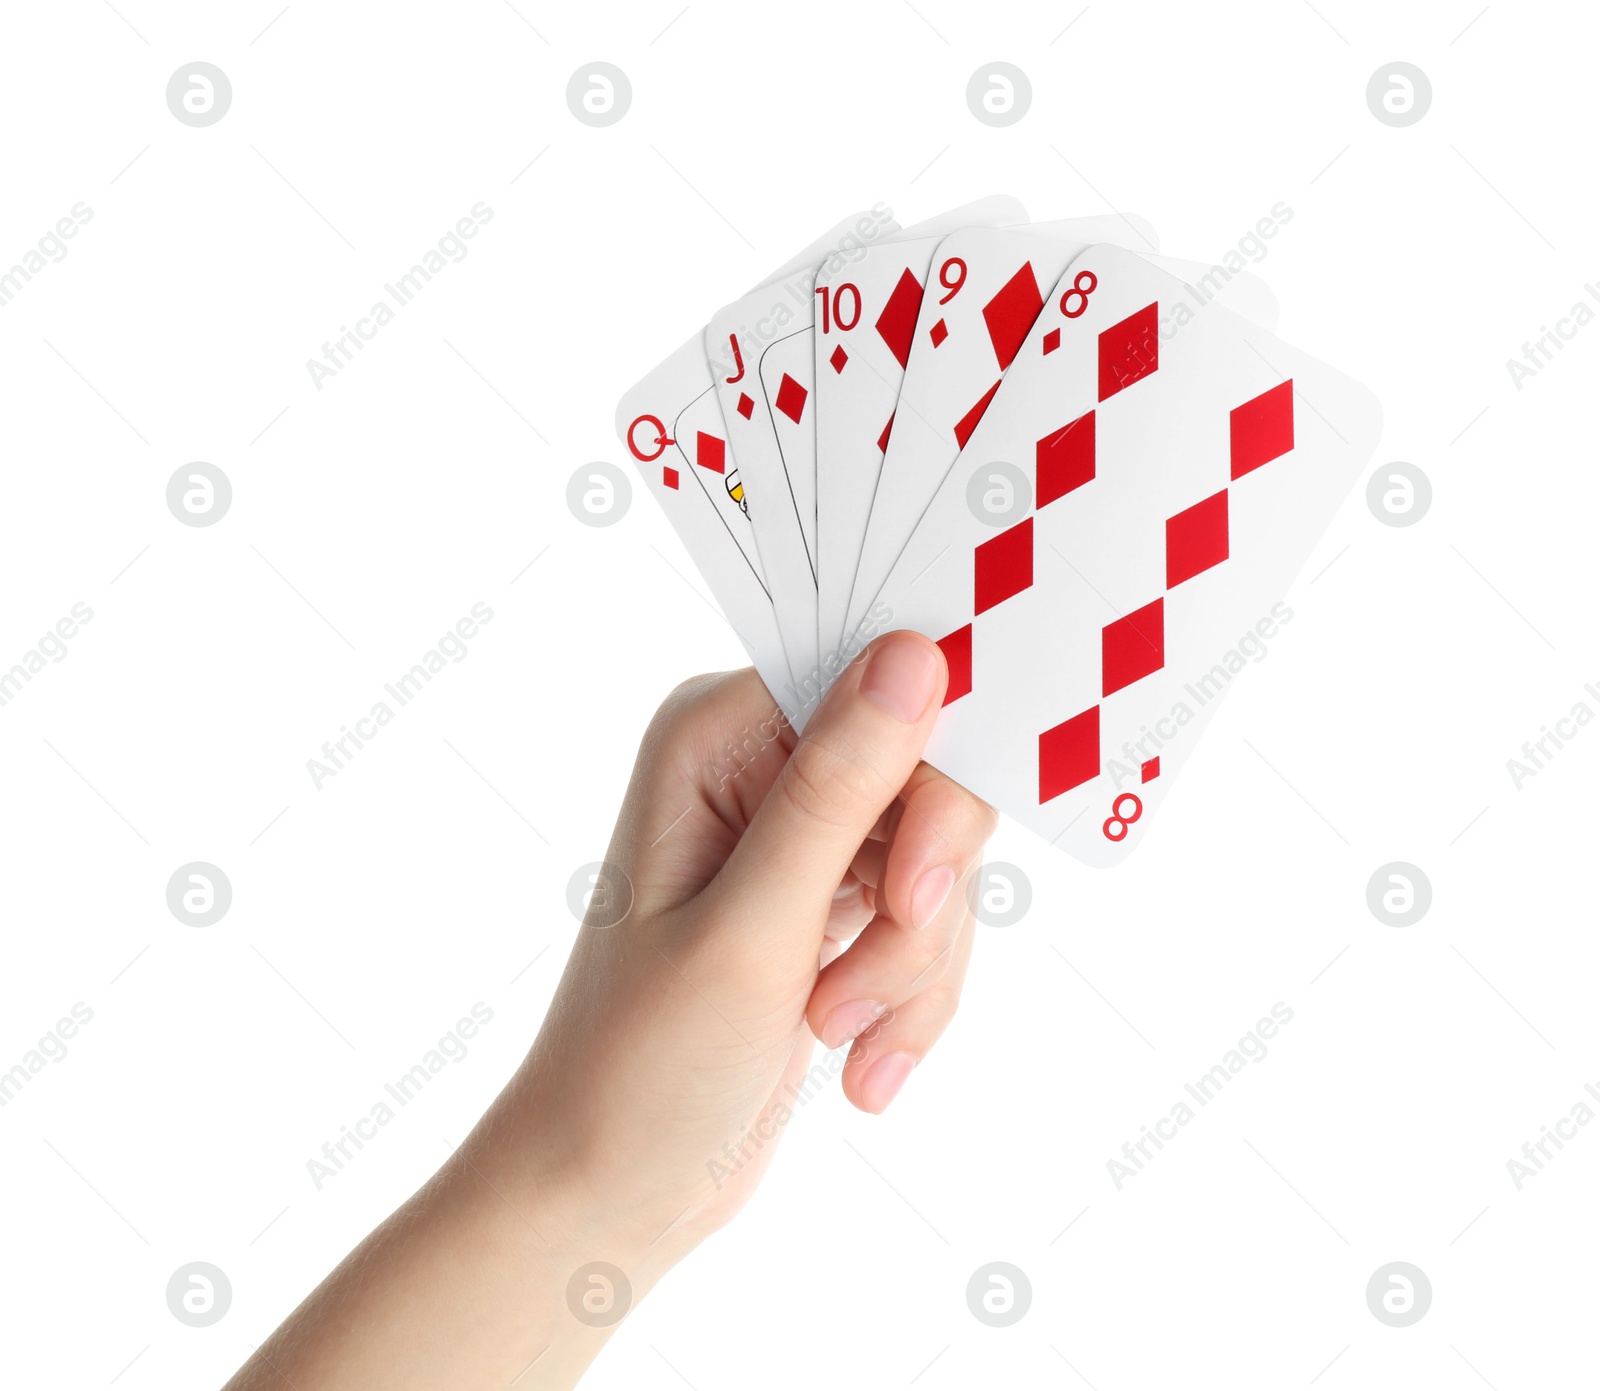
top-left (860, 1051), bottom-right (918, 1113)
top-left (859, 638), bottom-right (939, 723)
top-left (821, 999), bottom-right (886, 1050)
top-left (910, 865), bottom-right (956, 930)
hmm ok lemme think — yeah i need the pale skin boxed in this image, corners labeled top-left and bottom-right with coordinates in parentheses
top-left (224, 631), bottom-right (996, 1390)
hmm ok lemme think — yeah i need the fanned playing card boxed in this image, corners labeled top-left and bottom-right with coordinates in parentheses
top-left (615, 215), bottom-right (885, 716)
top-left (703, 197), bottom-right (1025, 709)
top-left (817, 215), bottom-right (1166, 663)
top-left (871, 245), bottom-right (1381, 865)
top-left (695, 208), bottom-right (905, 694)
top-left (812, 206), bottom-right (1152, 669)
top-left (841, 223), bottom-right (1279, 650)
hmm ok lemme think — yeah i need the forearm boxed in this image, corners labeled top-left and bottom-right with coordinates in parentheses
top-left (225, 642), bottom-right (977, 1388)
top-left (223, 1079), bottom-right (687, 1391)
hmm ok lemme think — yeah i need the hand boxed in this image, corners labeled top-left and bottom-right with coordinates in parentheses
top-left (224, 631), bottom-right (997, 1391)
top-left (518, 629), bottom-right (997, 1234)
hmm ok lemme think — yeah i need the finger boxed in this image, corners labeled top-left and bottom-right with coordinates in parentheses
top-left (825, 836), bottom-right (890, 939)
top-left (842, 913), bottom-right (976, 1113)
top-left (825, 874), bottom-right (875, 944)
top-left (876, 763), bottom-right (997, 934)
top-left (710, 633), bottom-right (946, 961)
top-left (805, 845), bottom-right (977, 1049)
top-left (849, 840), bottom-right (888, 892)
top-left (618, 667), bottom-right (796, 914)
top-left (805, 769), bottom-right (995, 1049)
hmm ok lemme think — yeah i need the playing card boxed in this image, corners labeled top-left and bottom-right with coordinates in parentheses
top-left (693, 207), bottom-right (906, 695)
top-left (871, 244), bottom-right (1381, 865)
top-left (615, 214), bottom-right (885, 718)
top-left (839, 222), bottom-right (1278, 651)
top-left (704, 196), bottom-right (1026, 716)
top-left (758, 328), bottom-right (821, 582)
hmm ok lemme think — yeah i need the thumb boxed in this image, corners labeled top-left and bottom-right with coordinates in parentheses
top-left (712, 631), bottom-right (947, 941)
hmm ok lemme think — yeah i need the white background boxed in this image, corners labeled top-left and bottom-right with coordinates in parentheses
top-left (2, 1), bottom-right (1595, 1386)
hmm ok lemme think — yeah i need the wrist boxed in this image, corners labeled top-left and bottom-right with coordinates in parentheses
top-left (454, 1074), bottom-right (703, 1313)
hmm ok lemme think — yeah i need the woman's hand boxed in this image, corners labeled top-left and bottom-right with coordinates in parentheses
top-left (517, 629), bottom-right (997, 1234)
top-left (225, 632), bottom-right (997, 1391)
